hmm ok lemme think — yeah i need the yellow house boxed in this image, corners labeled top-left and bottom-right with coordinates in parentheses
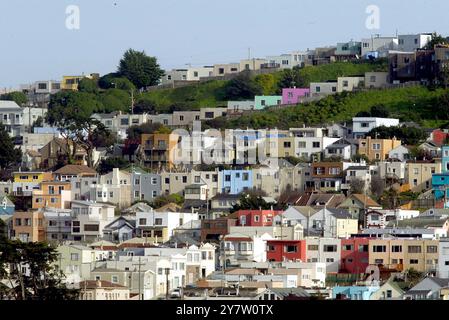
top-left (12, 171), bottom-right (53, 196)
top-left (335, 218), bottom-right (359, 238)
top-left (277, 136), bottom-right (296, 158)
top-left (369, 239), bottom-right (439, 272)
top-left (61, 73), bottom-right (99, 91)
top-left (358, 136), bottom-right (401, 161)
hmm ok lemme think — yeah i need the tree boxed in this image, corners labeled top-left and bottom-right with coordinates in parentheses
top-left (350, 178), bottom-right (366, 194)
top-left (0, 240), bottom-right (79, 300)
top-left (77, 78), bottom-right (98, 94)
top-left (152, 194), bottom-right (184, 208)
top-left (370, 176), bottom-right (385, 198)
top-left (224, 71), bottom-right (263, 100)
top-left (97, 157), bottom-right (129, 175)
top-left (424, 32), bottom-right (449, 49)
top-left (0, 124), bottom-right (22, 170)
top-left (370, 104), bottom-right (390, 118)
top-left (127, 122), bottom-right (171, 140)
top-left (368, 125), bottom-right (427, 146)
top-left (118, 49), bottom-right (164, 89)
top-left (46, 91), bottom-right (108, 167)
top-left (277, 67), bottom-right (302, 91)
top-left (231, 191), bottom-right (276, 212)
top-left (0, 91), bottom-right (27, 106)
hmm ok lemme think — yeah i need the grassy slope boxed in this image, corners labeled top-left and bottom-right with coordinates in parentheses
top-left (210, 86), bottom-right (448, 130)
top-left (141, 61), bottom-right (388, 112)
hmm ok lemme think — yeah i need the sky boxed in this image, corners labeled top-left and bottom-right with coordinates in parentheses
top-left (0, 0), bottom-right (448, 88)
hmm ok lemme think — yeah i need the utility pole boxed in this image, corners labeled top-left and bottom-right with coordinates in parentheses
top-left (165, 268), bottom-right (170, 300)
top-left (132, 257), bottom-right (144, 300)
top-left (131, 89), bottom-right (135, 115)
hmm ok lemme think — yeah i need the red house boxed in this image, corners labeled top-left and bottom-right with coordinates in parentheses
top-left (430, 129), bottom-right (449, 147)
top-left (266, 240), bottom-right (307, 262)
top-left (340, 238), bottom-right (370, 274)
top-left (235, 210), bottom-right (282, 227)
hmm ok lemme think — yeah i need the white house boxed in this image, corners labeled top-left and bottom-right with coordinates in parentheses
top-left (70, 200), bottom-right (116, 242)
top-left (398, 33), bottom-right (432, 52)
top-left (295, 137), bottom-right (339, 160)
top-left (227, 100), bottom-right (255, 113)
top-left (438, 239), bottom-right (449, 278)
top-left (0, 101), bottom-right (24, 137)
top-left (90, 168), bottom-right (132, 209)
top-left (388, 145), bottom-right (411, 161)
top-left (305, 237), bottom-right (341, 273)
top-left (352, 117), bottom-right (400, 139)
top-left (136, 209), bottom-right (198, 243)
top-left (160, 67), bottom-right (214, 85)
top-left (361, 36), bottom-right (399, 58)
top-left (221, 232), bottom-right (273, 267)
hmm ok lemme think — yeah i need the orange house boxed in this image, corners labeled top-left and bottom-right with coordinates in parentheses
top-left (32, 181), bottom-right (72, 209)
top-left (12, 211), bottom-right (45, 242)
top-left (141, 133), bottom-right (179, 169)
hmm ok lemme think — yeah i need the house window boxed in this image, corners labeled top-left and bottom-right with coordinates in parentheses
top-left (308, 245), bottom-right (319, 251)
top-left (254, 215), bottom-right (260, 222)
top-left (408, 246), bottom-right (422, 253)
top-left (391, 245), bottom-right (402, 252)
top-left (409, 259), bottom-right (419, 264)
top-left (427, 246), bottom-right (438, 253)
top-left (373, 245), bottom-right (386, 252)
top-left (155, 218), bottom-right (163, 225)
top-left (111, 276), bottom-right (118, 283)
top-left (242, 173), bottom-right (249, 181)
top-left (374, 259), bottom-right (384, 264)
top-left (71, 253), bottom-right (79, 261)
top-left (343, 244), bottom-right (353, 251)
top-left (312, 142), bottom-right (320, 148)
top-left (323, 245), bottom-right (337, 252)
top-left (285, 245), bottom-right (297, 253)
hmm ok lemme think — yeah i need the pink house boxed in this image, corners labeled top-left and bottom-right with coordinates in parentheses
top-left (282, 88), bottom-right (310, 105)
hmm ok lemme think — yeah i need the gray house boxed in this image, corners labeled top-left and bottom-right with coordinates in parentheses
top-left (403, 277), bottom-right (449, 300)
top-left (131, 169), bottom-right (161, 203)
top-left (102, 216), bottom-right (136, 243)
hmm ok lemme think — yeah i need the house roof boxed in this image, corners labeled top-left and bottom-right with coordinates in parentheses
top-left (267, 288), bottom-right (311, 298)
top-left (350, 194), bottom-right (381, 208)
top-left (320, 208), bottom-right (353, 219)
top-left (78, 280), bottom-right (127, 289)
top-left (0, 195), bottom-right (15, 207)
top-left (155, 203), bottom-right (181, 212)
top-left (26, 150), bottom-right (41, 157)
top-left (122, 202), bottom-right (153, 214)
top-left (54, 164), bottom-right (97, 175)
top-left (289, 206), bottom-right (318, 218)
top-left (0, 101), bottom-right (21, 109)
top-left (307, 193), bottom-right (346, 208)
top-left (89, 240), bottom-right (117, 248)
top-left (211, 193), bottom-right (240, 201)
top-left (387, 218), bottom-right (448, 229)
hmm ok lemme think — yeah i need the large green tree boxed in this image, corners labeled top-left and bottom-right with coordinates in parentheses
top-left (224, 71), bottom-right (263, 100)
top-left (0, 91), bottom-right (27, 106)
top-left (0, 124), bottom-right (22, 170)
top-left (118, 49), bottom-right (164, 89)
top-left (0, 240), bottom-right (79, 300)
top-left (46, 91), bottom-right (111, 167)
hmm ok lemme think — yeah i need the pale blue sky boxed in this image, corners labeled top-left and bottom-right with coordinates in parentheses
top-left (0, 0), bottom-right (448, 88)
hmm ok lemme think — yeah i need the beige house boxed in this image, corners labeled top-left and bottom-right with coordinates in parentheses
top-left (239, 58), bottom-right (267, 71)
top-left (364, 72), bottom-right (389, 88)
top-left (406, 160), bottom-right (441, 192)
top-left (369, 239), bottom-right (439, 273)
top-left (370, 278), bottom-right (404, 300)
top-left (79, 280), bottom-right (130, 300)
top-left (337, 76), bottom-right (365, 92)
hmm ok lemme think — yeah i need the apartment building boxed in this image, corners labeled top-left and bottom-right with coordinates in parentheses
top-left (358, 137), bottom-right (402, 161)
top-left (368, 239), bottom-right (439, 273)
top-left (11, 210), bottom-right (45, 242)
top-left (140, 133), bottom-right (179, 169)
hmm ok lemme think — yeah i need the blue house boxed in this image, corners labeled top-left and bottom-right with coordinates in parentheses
top-left (221, 169), bottom-right (253, 194)
top-left (332, 286), bottom-right (380, 300)
top-left (0, 195), bottom-right (15, 215)
top-left (432, 146), bottom-right (449, 206)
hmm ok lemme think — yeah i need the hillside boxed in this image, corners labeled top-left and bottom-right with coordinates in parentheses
top-left (205, 86), bottom-right (449, 130)
top-left (140, 60), bottom-right (388, 112)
